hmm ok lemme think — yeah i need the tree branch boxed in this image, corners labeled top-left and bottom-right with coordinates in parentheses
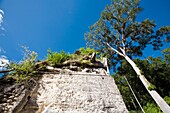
top-left (121, 34), bottom-right (126, 51)
top-left (119, 47), bottom-right (126, 55)
top-left (0, 69), bottom-right (13, 73)
top-left (121, 22), bottom-right (126, 52)
top-left (105, 42), bottom-right (124, 56)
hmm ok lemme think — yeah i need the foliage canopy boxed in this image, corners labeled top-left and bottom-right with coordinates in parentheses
top-left (114, 48), bottom-right (170, 112)
top-left (85, 0), bottom-right (170, 68)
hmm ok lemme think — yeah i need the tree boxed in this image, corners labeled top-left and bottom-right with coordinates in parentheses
top-left (114, 48), bottom-right (170, 112)
top-left (85, 0), bottom-right (170, 112)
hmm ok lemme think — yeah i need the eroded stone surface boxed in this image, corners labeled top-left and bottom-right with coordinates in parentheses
top-left (21, 72), bottom-right (128, 113)
top-left (0, 78), bottom-right (37, 113)
top-left (0, 57), bottom-right (128, 113)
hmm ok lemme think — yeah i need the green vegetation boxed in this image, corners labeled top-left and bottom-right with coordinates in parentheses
top-left (85, 0), bottom-right (170, 65)
top-left (148, 83), bottom-right (156, 91)
top-left (144, 103), bottom-right (162, 113)
top-left (85, 0), bottom-right (170, 111)
top-left (6, 47), bottom-right (99, 82)
top-left (9, 47), bottom-right (38, 82)
top-left (70, 47), bottom-right (98, 60)
top-left (78, 47), bottom-right (97, 56)
top-left (46, 47), bottom-right (98, 64)
top-left (114, 48), bottom-right (170, 112)
top-left (164, 96), bottom-right (170, 105)
top-left (2, 0), bottom-right (169, 111)
top-left (46, 49), bottom-right (71, 66)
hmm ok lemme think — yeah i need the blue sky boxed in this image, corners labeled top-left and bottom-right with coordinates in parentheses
top-left (0, 0), bottom-right (169, 61)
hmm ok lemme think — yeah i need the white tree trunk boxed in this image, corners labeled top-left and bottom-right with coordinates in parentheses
top-left (124, 55), bottom-right (170, 113)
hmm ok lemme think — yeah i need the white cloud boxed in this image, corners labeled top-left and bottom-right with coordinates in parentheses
top-left (0, 9), bottom-right (5, 31)
top-left (0, 9), bottom-right (4, 25)
top-left (0, 56), bottom-right (9, 70)
top-left (0, 9), bottom-right (8, 71)
top-left (0, 47), bottom-right (6, 53)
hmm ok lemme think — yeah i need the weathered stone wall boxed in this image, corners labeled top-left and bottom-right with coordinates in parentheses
top-left (0, 78), bottom-right (37, 113)
top-left (0, 58), bottom-right (128, 113)
top-left (20, 69), bottom-right (128, 113)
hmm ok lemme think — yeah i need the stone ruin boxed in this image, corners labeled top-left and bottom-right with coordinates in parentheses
top-left (0, 53), bottom-right (128, 113)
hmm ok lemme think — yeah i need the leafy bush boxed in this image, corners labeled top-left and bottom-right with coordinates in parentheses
top-left (143, 102), bottom-right (162, 113)
top-left (6, 47), bottom-right (100, 82)
top-left (70, 47), bottom-right (96, 60)
top-left (46, 49), bottom-right (71, 66)
top-left (129, 110), bottom-right (142, 113)
top-left (10, 47), bottom-right (38, 82)
top-left (164, 96), bottom-right (170, 105)
top-left (79, 47), bottom-right (97, 55)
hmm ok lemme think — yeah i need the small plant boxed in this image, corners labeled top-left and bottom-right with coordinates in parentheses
top-left (144, 102), bottom-right (162, 113)
top-left (80, 59), bottom-right (91, 65)
top-left (164, 96), bottom-right (170, 105)
top-left (46, 49), bottom-right (71, 66)
top-left (148, 83), bottom-right (156, 91)
top-left (79, 47), bottom-right (97, 55)
top-left (9, 47), bottom-right (38, 82)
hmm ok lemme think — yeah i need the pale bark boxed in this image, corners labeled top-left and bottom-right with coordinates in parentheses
top-left (124, 55), bottom-right (170, 113)
top-left (106, 42), bottom-right (124, 56)
top-left (106, 43), bottom-right (170, 112)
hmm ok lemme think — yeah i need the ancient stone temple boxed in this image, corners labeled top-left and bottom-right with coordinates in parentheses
top-left (0, 55), bottom-right (128, 113)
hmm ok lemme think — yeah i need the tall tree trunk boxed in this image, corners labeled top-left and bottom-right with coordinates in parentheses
top-left (124, 55), bottom-right (170, 113)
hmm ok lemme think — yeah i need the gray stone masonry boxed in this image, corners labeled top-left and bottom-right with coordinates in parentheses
top-left (21, 71), bottom-right (128, 113)
top-left (0, 57), bottom-right (128, 113)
